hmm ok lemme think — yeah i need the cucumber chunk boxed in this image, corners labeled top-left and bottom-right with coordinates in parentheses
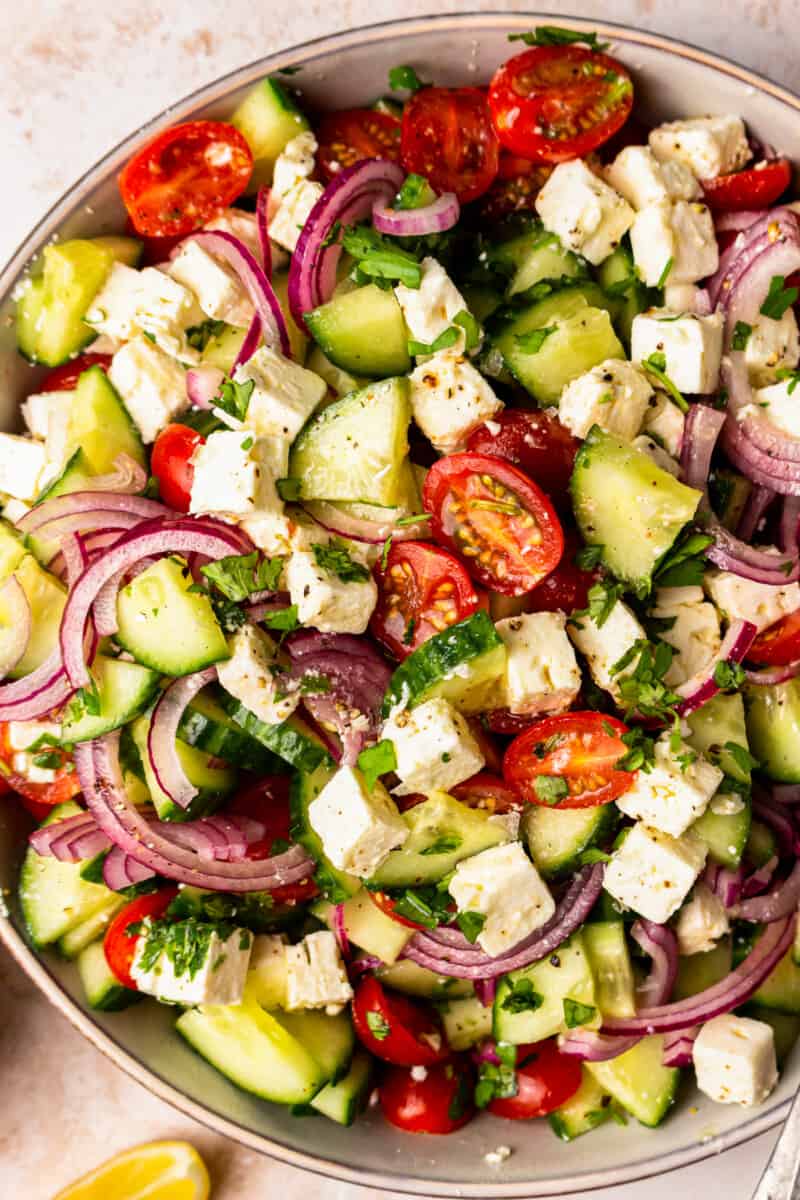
top-left (221, 698), bottom-right (333, 774)
top-left (674, 938), bottom-right (732, 1000)
top-left (306, 285), bottom-right (412, 378)
top-left (290, 763), bottom-right (360, 901)
top-left (62, 654), bottom-right (160, 743)
top-left (754, 944), bottom-right (800, 1014)
top-left (440, 994), bottom-right (494, 1050)
top-left (178, 686), bottom-right (287, 772)
top-left (685, 692), bottom-right (752, 784)
top-left (493, 931), bottom-right (597, 1045)
top-left (57, 894), bottom-right (125, 959)
top-left (275, 1007), bottom-right (354, 1083)
top-left (585, 1036), bottom-right (678, 1127)
top-left (522, 803), bottom-right (618, 880)
top-left (549, 1067), bottom-right (614, 1141)
top-left (116, 556), bottom-right (229, 676)
top-left (3, 553), bottom-right (66, 678)
top-left (312, 889), bottom-right (413, 963)
top-left (306, 346), bottom-right (367, 398)
top-left (271, 271), bottom-right (309, 363)
top-left (231, 77), bottom-right (311, 189)
top-left (375, 959), bottom-right (472, 999)
top-left (66, 366), bottom-right (146, 475)
top-left (491, 229), bottom-right (586, 298)
top-left (310, 1050), bottom-right (372, 1125)
top-left (289, 377), bottom-right (411, 506)
top-left (130, 714), bottom-right (236, 822)
top-left (745, 677), bottom-right (800, 783)
top-left (583, 921), bottom-right (636, 1019)
top-left (747, 820), bottom-right (779, 869)
top-left (77, 939), bottom-right (138, 1011)
top-left (571, 427), bottom-right (702, 591)
top-left (691, 794), bottom-right (751, 869)
top-left (382, 610), bottom-right (506, 716)
top-left (200, 323), bottom-right (247, 372)
top-left (596, 243), bottom-right (649, 347)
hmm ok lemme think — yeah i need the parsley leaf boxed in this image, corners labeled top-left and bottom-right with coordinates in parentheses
top-left (260, 605), bottom-right (299, 632)
top-left (731, 321), bottom-right (753, 351)
top-left (563, 998), bottom-right (597, 1029)
top-left (390, 885), bottom-right (452, 929)
top-left (656, 257), bottom-right (674, 289)
top-left (421, 833), bottom-right (463, 857)
top-left (388, 65), bottom-right (429, 93)
top-left (641, 352), bottom-right (688, 413)
top-left (515, 325), bottom-right (557, 354)
top-left (201, 551), bottom-right (284, 602)
top-left (215, 377), bottom-right (254, 422)
top-left (298, 672), bottom-right (332, 695)
top-left (714, 659), bottom-right (746, 691)
top-left (312, 539), bottom-right (370, 583)
top-left (723, 741), bottom-right (760, 774)
top-left (456, 910), bottom-right (486, 943)
top-left (366, 1010), bottom-right (391, 1040)
top-left (32, 750), bottom-right (64, 770)
top-left (408, 325), bottom-right (461, 357)
top-left (474, 1058), bottom-right (518, 1109)
top-left (615, 725), bottom-right (657, 773)
top-left (447, 1071), bottom-right (472, 1121)
top-left (776, 366), bottom-right (800, 395)
top-left (135, 916), bottom-right (240, 981)
top-left (575, 544), bottom-right (604, 570)
top-left (342, 223), bottom-right (422, 288)
top-left (453, 309), bottom-right (482, 351)
top-left (761, 274), bottom-right (799, 320)
top-left (576, 578), bottom-right (623, 628)
top-left (613, 639), bottom-right (681, 723)
top-left (185, 317), bottom-right (227, 351)
top-left (276, 476), bottom-right (302, 501)
top-left (395, 173), bottom-right (435, 210)
top-left (533, 775), bottom-right (569, 805)
top-left (357, 739), bottom-right (397, 791)
top-left (654, 532), bottom-right (713, 589)
top-left (501, 977), bottom-right (544, 1013)
top-left (508, 25), bottom-right (609, 50)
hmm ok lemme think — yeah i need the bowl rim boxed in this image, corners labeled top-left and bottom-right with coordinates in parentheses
top-left (1, 11), bottom-right (798, 1196)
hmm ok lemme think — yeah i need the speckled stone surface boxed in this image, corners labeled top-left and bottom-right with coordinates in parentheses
top-left (0, 2), bottom-right (798, 1196)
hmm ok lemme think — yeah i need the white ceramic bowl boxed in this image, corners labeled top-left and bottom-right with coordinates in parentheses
top-left (1, 13), bottom-right (798, 1196)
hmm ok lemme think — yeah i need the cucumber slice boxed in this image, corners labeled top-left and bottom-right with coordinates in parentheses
top-left (77, 939), bottom-right (139, 1011)
top-left (3, 554), bottom-right (66, 678)
top-left (290, 763), bottom-right (360, 902)
top-left (35, 448), bottom-right (95, 505)
top-left (312, 889), bottom-right (413, 963)
top-left (748, 820), bottom-right (779, 869)
top-left (745, 677), bottom-right (800, 782)
top-left (691, 794), bottom-right (751, 869)
top-left (130, 714), bottom-right (236, 822)
top-left (271, 272), bottom-right (309, 363)
top-left (231, 77), bottom-right (311, 190)
top-left (375, 959), bottom-right (473, 999)
top-left (571, 427), bottom-right (702, 592)
top-left (18, 802), bottom-right (119, 948)
top-left (369, 791), bottom-right (508, 888)
top-left (712, 468), bottom-right (752, 532)
top-left (685, 692), bottom-right (752, 784)
top-left (306, 346), bottom-right (367, 398)
top-left (583, 921), bottom-right (636, 1019)
top-left (176, 985), bottom-right (329, 1104)
top-left (274, 1008), bottom-right (354, 1083)
top-left (169, 888), bottom-right (293, 935)
top-left (382, 610), bottom-right (506, 716)
top-left (489, 228), bottom-right (585, 298)
top-left (549, 1068), bottom-right (613, 1141)
top-left (200, 323), bottom-right (247, 372)
top-left (220, 698), bottom-right (333, 774)
top-left (0, 521), bottom-right (26, 578)
top-left (440, 994), bottom-right (494, 1050)
top-left (91, 236), bottom-right (143, 267)
top-left (585, 1036), bottom-right (678, 1127)
top-left (116, 556), bottom-right (229, 676)
top-left (66, 366), bottom-right (146, 475)
top-left (522, 804), bottom-right (618, 881)
top-left (493, 931), bottom-right (597, 1045)
top-left (306, 285), bottom-right (412, 378)
top-left (248, 934), bottom-right (289, 1008)
top-left (57, 894), bottom-right (125, 959)
top-left (178, 686), bottom-right (287, 772)
top-left (596, 243), bottom-right (648, 348)
top-left (62, 654), bottom-right (160, 743)
top-left (310, 1050), bottom-right (372, 1125)
top-left (289, 377), bottom-right (411, 506)
top-left (674, 937), bottom-right (732, 1000)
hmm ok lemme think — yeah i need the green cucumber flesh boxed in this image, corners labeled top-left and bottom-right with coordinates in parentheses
top-left (273, 1007), bottom-right (354, 1084)
top-left (741, 1005), bottom-right (800, 1066)
top-left (583, 921), bottom-right (636, 1019)
top-left (169, 888), bottom-right (295, 935)
top-left (440, 994), bottom-right (494, 1050)
top-left (523, 803), bottom-right (618, 881)
top-left (200, 324), bottom-right (247, 372)
top-left (585, 1036), bottom-right (678, 1127)
top-left (685, 692), bottom-right (752, 784)
top-left (306, 284), bottom-right (411, 378)
top-left (66, 366), bottom-right (146, 475)
top-left (77, 939), bottom-right (139, 1011)
top-left (375, 959), bottom-right (473, 999)
top-left (57, 894), bottom-right (125, 959)
top-left (493, 931), bottom-right (597, 1045)
top-left (271, 271), bottom-right (309, 363)
top-left (2, 553), bottom-right (65, 678)
top-left (691, 794), bottom-right (751, 869)
top-left (755, 943), bottom-right (800, 1014)
top-left (673, 937), bottom-right (732, 1000)
top-left (745, 677), bottom-right (800, 783)
top-left (549, 1068), bottom-right (614, 1141)
top-left (747, 820), bottom-right (779, 869)
top-left (310, 1050), bottom-right (372, 1125)
top-left (131, 714), bottom-right (236, 822)
top-left (221, 697), bottom-right (333, 775)
top-left (178, 686), bottom-right (287, 772)
top-left (504, 232), bottom-right (585, 298)
top-left (62, 654), bottom-right (160, 743)
top-left (382, 610), bottom-right (506, 717)
top-left (596, 243), bottom-right (649, 348)
top-left (306, 346), bottom-right (367, 398)
top-left (231, 77), bottom-right (311, 190)
top-left (312, 888), bottom-right (413, 963)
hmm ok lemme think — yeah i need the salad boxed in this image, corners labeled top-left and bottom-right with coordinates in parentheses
top-left (7, 24), bottom-right (800, 1141)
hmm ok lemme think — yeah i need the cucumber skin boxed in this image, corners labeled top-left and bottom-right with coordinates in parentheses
top-left (221, 697), bottom-right (333, 774)
top-left (745, 678), bottom-right (800, 783)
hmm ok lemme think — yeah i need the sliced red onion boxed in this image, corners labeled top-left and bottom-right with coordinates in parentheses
top-left (708, 207), bottom-right (800, 312)
top-left (772, 783), bottom-right (800, 804)
top-left (558, 1028), bottom-right (640, 1063)
top-left (680, 403), bottom-right (726, 495)
top-left (724, 217), bottom-right (800, 336)
top-left (737, 485), bottom-right (776, 541)
top-left (471, 1039), bottom-right (502, 1066)
top-left (288, 158), bottom-right (406, 328)
top-left (474, 977), bottom-right (497, 1008)
top-left (732, 858), bottom-right (800, 923)
top-left (29, 811), bottom-right (98, 861)
top-left (675, 619), bottom-right (757, 717)
top-left (373, 190), bottom-right (460, 237)
top-left (662, 1027), bottom-right (699, 1067)
top-left (332, 903), bottom-right (351, 958)
top-left (301, 499), bottom-right (431, 545)
top-left (693, 288), bottom-right (713, 316)
top-left (745, 660), bottom-right (800, 686)
top-left (232, 313), bottom-right (263, 371)
top-left (705, 861), bottom-right (745, 909)
top-left (20, 491), bottom-right (169, 537)
top-left (742, 855), bottom-right (779, 899)
top-left (186, 365), bottom-right (224, 410)
top-left (0, 577), bottom-right (31, 680)
top-left (188, 230), bottom-right (291, 358)
top-left (147, 668), bottom-right (219, 809)
top-left (349, 954), bottom-right (384, 979)
top-left (103, 845), bottom-right (156, 890)
top-left (714, 210), bottom-right (766, 234)
top-left (255, 186), bottom-right (273, 279)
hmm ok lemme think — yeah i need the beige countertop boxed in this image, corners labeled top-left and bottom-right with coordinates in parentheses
top-left (1, 2), bottom-right (798, 1196)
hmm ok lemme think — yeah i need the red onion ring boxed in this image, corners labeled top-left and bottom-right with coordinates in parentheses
top-left (772, 783), bottom-right (800, 804)
top-left (186, 366), bottom-right (225, 410)
top-left (680, 403), bottom-right (726, 495)
top-left (103, 846), bottom-right (156, 889)
top-left (373, 191), bottom-right (460, 237)
top-left (0, 577), bottom-right (31, 680)
top-left (232, 313), bottom-right (263, 371)
top-left (742, 855), bottom-right (779, 899)
top-left (332, 903), bottom-right (351, 958)
top-left (474, 977), bottom-right (497, 1008)
top-left (744, 660), bottom-right (800, 685)
top-left (708, 207), bottom-right (799, 312)
top-left (675, 619), bottom-right (757, 717)
top-left (705, 861), bottom-right (745, 909)
top-left (662, 1027), bottom-right (699, 1067)
top-left (255, 186), bottom-right (273, 279)
top-left (20, 492), bottom-right (170, 537)
top-left (737, 485), bottom-right (776, 541)
top-left (30, 811), bottom-right (98, 861)
top-left (188, 230), bottom-right (291, 358)
top-left (714, 210), bottom-right (767, 234)
top-left (301, 500), bottom-right (431, 545)
top-left (732, 858), bottom-right (800, 923)
top-left (147, 667), bottom-right (219, 810)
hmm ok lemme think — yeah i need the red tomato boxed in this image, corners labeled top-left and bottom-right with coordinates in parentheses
top-left (486, 709), bottom-right (540, 736)
top-left (151, 423), bottom-right (205, 512)
top-left (452, 771), bottom-right (523, 814)
top-left (0, 723), bottom-right (81, 811)
top-left (352, 977), bottom-right (449, 1065)
top-left (317, 109), bottom-right (401, 181)
top-left (380, 1058), bottom-right (476, 1134)
top-left (370, 541), bottom-right (481, 660)
top-left (702, 158), bottom-right (792, 212)
top-left (525, 530), bottom-right (600, 614)
top-left (504, 712), bottom-right (634, 808)
top-left (748, 609), bottom-right (800, 666)
top-left (369, 891), bottom-right (430, 930)
top-left (401, 88), bottom-right (500, 204)
top-left (423, 452), bottom-right (564, 596)
top-left (119, 121), bottom-right (253, 238)
top-left (479, 154), bottom-right (554, 220)
top-left (38, 353), bottom-right (112, 392)
top-left (466, 409), bottom-right (579, 509)
top-left (228, 776), bottom-right (318, 904)
top-left (104, 888), bottom-right (177, 989)
top-left (487, 1040), bottom-right (582, 1119)
top-left (488, 46), bottom-right (633, 162)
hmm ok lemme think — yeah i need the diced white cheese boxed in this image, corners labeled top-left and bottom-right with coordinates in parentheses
top-left (271, 131), bottom-right (318, 203)
top-left (663, 283), bottom-right (706, 315)
top-left (21, 390), bottom-right (72, 482)
top-left (558, 358), bottom-right (653, 441)
top-left (308, 765), bottom-right (408, 877)
top-left (704, 565), bottom-right (800, 633)
top-left (616, 733), bottom-right (723, 836)
top-left (108, 336), bottom-right (188, 444)
top-left (235, 345), bottom-right (327, 441)
top-left (567, 599), bottom-right (646, 701)
top-left (382, 697), bottom-right (485, 797)
top-left (535, 159), bottom-right (634, 265)
top-left (748, 376), bottom-right (800, 438)
top-left (675, 882), bottom-right (730, 955)
top-left (632, 435), bottom-right (680, 476)
top-left (631, 308), bottom-right (724, 394)
top-left (659, 160), bottom-right (703, 202)
top-left (285, 546), bottom-right (377, 634)
top-left (649, 115), bottom-right (751, 180)
top-left (671, 201), bottom-right (719, 284)
top-left (0, 434), bottom-right (47, 501)
top-left (650, 585), bottom-right (721, 686)
top-left (408, 348), bottom-right (502, 453)
top-left (130, 920), bottom-right (253, 1006)
top-left (693, 1014), bottom-right (778, 1106)
top-left (240, 510), bottom-right (295, 558)
top-left (630, 202), bottom-right (676, 287)
top-left (641, 392), bottom-right (686, 457)
top-left (605, 145), bottom-right (670, 210)
top-left (448, 842), bottom-right (555, 958)
top-left (493, 612), bottom-right (581, 716)
top-left (8, 719), bottom-right (63, 783)
top-left (394, 257), bottom-right (468, 346)
top-left (745, 309), bottom-right (800, 387)
top-left (21, 390), bottom-right (65, 440)
top-left (284, 930), bottom-right (353, 1015)
top-left (84, 262), bottom-right (203, 360)
top-left (168, 240), bottom-right (254, 328)
top-left (604, 822), bottom-right (707, 924)
top-left (189, 431), bottom-right (286, 518)
top-left (269, 178), bottom-right (324, 252)
top-left (216, 624), bottom-right (300, 725)
top-left (2, 499), bottom-right (30, 525)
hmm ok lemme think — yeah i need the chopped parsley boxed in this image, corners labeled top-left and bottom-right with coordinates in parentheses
top-left (723, 741), bottom-right (760, 774)
top-left (515, 325), bottom-right (557, 354)
top-left (312, 539), bottom-right (371, 583)
top-left (654, 532), bottom-right (713, 589)
top-left (761, 274), bottom-right (799, 320)
top-left (641, 352), bottom-right (688, 413)
top-left (357, 739), bottom-right (397, 791)
top-left (215, 377), bottom-right (254, 422)
top-left (455, 911), bottom-right (486, 942)
top-left (277, 476), bottom-right (302, 501)
top-left (260, 605), bottom-right (299, 633)
top-left (731, 321), bottom-right (753, 351)
top-left (776, 366), bottom-right (800, 395)
top-left (533, 774), bottom-right (569, 805)
top-left (185, 317), bottom-right (227, 351)
top-left (366, 1010), bottom-right (391, 1040)
top-left (32, 750), bottom-right (64, 770)
top-left (134, 917), bottom-right (243, 981)
top-left (611, 639), bottom-right (680, 723)
top-left (453, 309), bottom-right (482, 351)
top-left (408, 325), bottom-right (461, 357)
top-left (201, 551), bottom-right (284, 602)
top-left (713, 659), bottom-right (746, 691)
top-left (571, 578), bottom-right (623, 628)
top-left (388, 65), bottom-right (429, 93)
top-left (298, 673), bottom-right (332, 695)
top-left (563, 998), bottom-right (597, 1029)
top-left (656, 257), bottom-right (674, 289)
top-left (342, 223), bottom-right (422, 289)
top-left (390, 884), bottom-right (453, 930)
top-left (508, 25), bottom-right (609, 50)
top-left (500, 977), bottom-right (544, 1014)
top-left (420, 833), bottom-right (463, 857)
top-left (402, 617), bottom-right (416, 646)
top-left (395, 173), bottom-right (435, 210)
top-left (615, 725), bottom-right (657, 773)
top-left (575, 544), bottom-right (604, 570)
top-left (474, 1052), bottom-right (518, 1109)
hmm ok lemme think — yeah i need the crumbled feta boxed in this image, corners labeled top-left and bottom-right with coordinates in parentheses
top-left (216, 624), bottom-right (299, 725)
top-left (308, 765), bottom-right (408, 877)
top-left (535, 159), bottom-right (634, 265)
top-left (271, 131), bottom-right (318, 203)
top-left (659, 160), bottom-right (703, 201)
top-left (394, 257), bottom-right (468, 346)
top-left (285, 547), bottom-right (377, 634)
top-left (189, 431), bottom-right (286, 518)
top-left (632, 435), bottom-right (680, 476)
top-left (641, 392), bottom-right (686, 457)
top-left (670, 201), bottom-right (719, 284)
top-left (84, 262), bottom-right (202, 360)
top-left (410, 1065), bottom-right (429, 1082)
top-left (22, 390), bottom-right (65, 440)
top-left (408, 348), bottom-right (502, 453)
top-left (745, 309), bottom-right (800, 387)
top-left (567, 599), bottom-right (646, 701)
top-left (649, 115), bottom-right (750, 180)
top-left (693, 1014), bottom-right (778, 1106)
top-left (631, 309), bottom-right (724, 394)
top-left (382, 697), bottom-right (485, 796)
top-left (704, 565), bottom-right (800, 633)
top-left (493, 612), bottom-right (581, 715)
top-left (284, 930), bottom-right (354, 1014)
top-left (675, 882), bottom-right (730, 955)
top-left (108, 336), bottom-right (188, 444)
top-left (615, 733), bottom-right (723, 836)
top-left (630, 202), bottom-right (676, 287)
top-left (604, 145), bottom-right (701, 210)
top-left (449, 842), bottom-right (555, 957)
top-left (650, 585), bottom-right (721, 686)
top-left (168, 240), bottom-right (254, 327)
top-left (8, 719), bottom-right (63, 783)
top-left (240, 510), bottom-right (295, 558)
top-left (558, 358), bottom-right (653, 440)
top-left (235, 345), bottom-right (327, 441)
top-left (747, 375), bottom-right (800, 439)
top-left (0, 434), bottom-right (47, 501)
top-left (130, 920), bottom-right (253, 1006)
top-left (663, 283), bottom-right (706, 315)
top-left (484, 1145), bottom-right (512, 1167)
top-left (604, 823), bottom-right (707, 924)
top-left (269, 178), bottom-right (324, 252)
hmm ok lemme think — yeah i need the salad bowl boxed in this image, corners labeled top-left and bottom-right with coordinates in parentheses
top-left (2, 12), bottom-right (800, 1197)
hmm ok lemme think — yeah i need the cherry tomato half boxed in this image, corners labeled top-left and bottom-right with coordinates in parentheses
top-left (466, 409), bottom-right (579, 509)
top-left (423, 452), bottom-right (564, 596)
top-left (151, 423), bottom-right (205, 512)
top-left (478, 153), bottom-right (555, 220)
top-left (401, 87), bottom-right (500, 204)
top-left (352, 976), bottom-right (449, 1065)
top-left (488, 45), bottom-right (633, 162)
top-left (487, 1040), bottom-right (582, 1120)
top-left (504, 712), bottom-right (634, 808)
top-left (0, 723), bottom-right (81, 812)
top-left (317, 109), bottom-right (401, 181)
top-left (104, 888), bottom-right (177, 989)
top-left (119, 120), bottom-right (253, 238)
top-left (380, 1058), bottom-right (476, 1134)
top-left (370, 541), bottom-right (481, 660)
top-left (228, 776), bottom-right (318, 904)
top-left (702, 158), bottom-right (792, 212)
top-left (748, 609), bottom-right (800, 666)
top-left (452, 771), bottom-right (523, 814)
top-left (39, 353), bottom-right (112, 392)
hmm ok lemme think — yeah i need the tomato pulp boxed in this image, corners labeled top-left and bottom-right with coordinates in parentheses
top-left (504, 712), bottom-right (634, 807)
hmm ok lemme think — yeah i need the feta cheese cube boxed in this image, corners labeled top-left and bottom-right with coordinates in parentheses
top-left (286, 547), bottom-right (377, 634)
top-left (659, 160), bottom-right (703, 201)
top-left (0, 434), bottom-right (47, 501)
top-left (632, 435), bottom-right (680, 476)
top-left (85, 262), bottom-right (203, 360)
top-left (494, 612), bottom-right (581, 716)
top-left (271, 131), bottom-right (318, 203)
top-left (704, 565), bottom-right (800, 633)
top-left (130, 920), bottom-right (253, 1006)
top-left (382, 698), bottom-right (485, 797)
top-left (630, 202), bottom-right (675, 287)
top-left (558, 358), bottom-right (653, 440)
top-left (650, 586), bottom-right (721, 686)
top-left (604, 823), bottom-right (707, 923)
top-left (663, 283), bottom-right (706, 315)
top-left (616, 733), bottom-right (723, 836)
top-left (308, 765), bottom-right (408, 877)
top-left (409, 348), bottom-right (502, 453)
top-left (216, 624), bottom-right (300, 725)
top-left (631, 309), bottom-right (724, 394)
top-left (189, 431), bottom-right (286, 518)
top-left (395, 257), bottom-right (468, 346)
top-left (745, 309), bottom-right (800, 387)
top-left (649, 115), bottom-right (750, 180)
top-left (8, 719), bottom-right (63, 783)
top-left (269, 178), bottom-right (324, 252)
top-left (2, 499), bottom-right (30, 525)
top-left (605, 145), bottom-right (670, 210)
top-left (675, 882), bottom-right (730, 955)
top-left (22, 390), bottom-right (66, 440)
top-left (168, 240), bottom-right (254, 327)
top-left (240, 510), bottom-right (295, 558)
top-left (670, 201), bottom-right (719, 284)
top-left (748, 375), bottom-right (800, 439)
top-left (21, 390), bottom-right (72, 483)
top-left (235, 345), bottom-right (327, 441)
top-left (693, 1014), bottom-right (778, 1106)
top-left (641, 392), bottom-right (686, 456)
top-left (535, 159), bottom-right (634, 265)
top-left (567, 599), bottom-right (646, 700)
top-left (448, 843), bottom-right (555, 957)
top-left (108, 336), bottom-right (188, 444)
top-left (284, 930), bottom-right (353, 1014)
